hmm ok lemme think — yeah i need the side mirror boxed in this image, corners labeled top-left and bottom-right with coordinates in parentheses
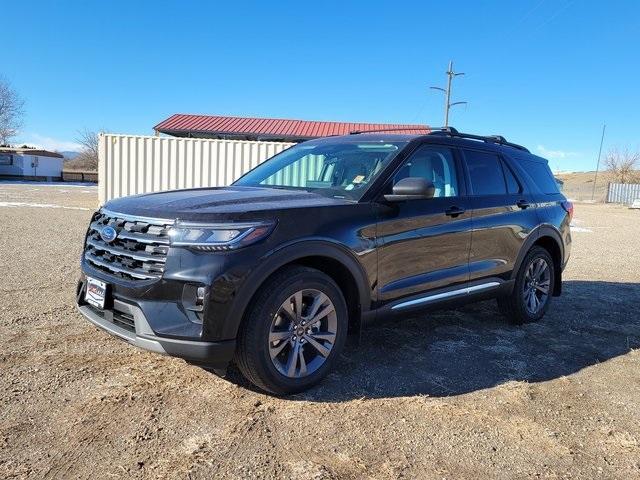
top-left (384, 177), bottom-right (435, 202)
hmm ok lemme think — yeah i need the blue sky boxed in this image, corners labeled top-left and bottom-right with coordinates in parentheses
top-left (4, 0), bottom-right (639, 171)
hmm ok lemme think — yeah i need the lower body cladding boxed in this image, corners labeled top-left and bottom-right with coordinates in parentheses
top-left (363, 277), bottom-right (517, 323)
top-left (75, 275), bottom-right (236, 374)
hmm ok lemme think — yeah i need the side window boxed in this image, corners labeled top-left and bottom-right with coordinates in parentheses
top-left (393, 145), bottom-right (458, 198)
top-left (501, 160), bottom-right (522, 194)
top-left (464, 150), bottom-right (507, 195)
top-left (523, 160), bottom-right (559, 194)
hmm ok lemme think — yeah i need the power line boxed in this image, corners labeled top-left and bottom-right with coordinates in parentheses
top-left (430, 61), bottom-right (467, 127)
top-left (591, 123), bottom-right (606, 201)
top-left (517, 0), bottom-right (547, 26)
top-left (533, 0), bottom-right (575, 32)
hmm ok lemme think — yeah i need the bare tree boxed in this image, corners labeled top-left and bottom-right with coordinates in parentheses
top-left (605, 147), bottom-right (640, 184)
top-left (0, 77), bottom-right (25, 144)
top-left (73, 128), bottom-right (102, 171)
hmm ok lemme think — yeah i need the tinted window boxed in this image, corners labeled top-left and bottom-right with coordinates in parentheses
top-left (464, 150), bottom-right (507, 195)
top-left (524, 160), bottom-right (559, 194)
top-left (501, 160), bottom-right (521, 194)
top-left (394, 145), bottom-right (458, 197)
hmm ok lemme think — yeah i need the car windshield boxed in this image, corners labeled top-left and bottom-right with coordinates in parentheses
top-left (233, 139), bottom-right (409, 200)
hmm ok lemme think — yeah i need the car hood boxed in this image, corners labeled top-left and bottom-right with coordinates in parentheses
top-left (102, 186), bottom-right (354, 222)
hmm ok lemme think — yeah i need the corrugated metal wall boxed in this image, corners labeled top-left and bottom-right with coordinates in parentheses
top-left (262, 154), bottom-right (325, 187)
top-left (98, 134), bottom-right (294, 204)
top-left (606, 182), bottom-right (640, 204)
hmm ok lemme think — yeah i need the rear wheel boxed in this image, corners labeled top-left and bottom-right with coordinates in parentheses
top-left (235, 266), bottom-right (348, 395)
top-left (498, 246), bottom-right (554, 324)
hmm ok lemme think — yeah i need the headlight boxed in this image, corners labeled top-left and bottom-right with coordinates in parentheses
top-left (168, 221), bottom-right (275, 251)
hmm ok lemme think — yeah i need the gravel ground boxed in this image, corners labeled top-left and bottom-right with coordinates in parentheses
top-left (1, 182), bottom-right (639, 479)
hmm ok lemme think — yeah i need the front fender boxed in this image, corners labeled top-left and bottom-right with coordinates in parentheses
top-left (207, 239), bottom-right (373, 341)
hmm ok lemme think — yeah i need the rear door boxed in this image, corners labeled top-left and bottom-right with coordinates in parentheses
top-left (461, 148), bottom-right (538, 281)
top-left (376, 143), bottom-right (472, 303)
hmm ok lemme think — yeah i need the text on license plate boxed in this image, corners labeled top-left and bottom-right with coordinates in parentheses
top-left (85, 277), bottom-right (107, 309)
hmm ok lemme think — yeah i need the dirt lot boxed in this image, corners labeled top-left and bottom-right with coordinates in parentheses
top-left (1, 181), bottom-right (639, 479)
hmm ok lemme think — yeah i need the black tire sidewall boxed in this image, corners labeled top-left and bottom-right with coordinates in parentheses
top-left (243, 268), bottom-right (348, 394)
top-left (514, 247), bottom-right (555, 323)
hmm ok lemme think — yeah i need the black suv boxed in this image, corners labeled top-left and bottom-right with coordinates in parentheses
top-left (76, 128), bottom-right (572, 394)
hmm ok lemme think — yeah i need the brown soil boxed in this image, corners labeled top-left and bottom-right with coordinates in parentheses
top-left (1, 183), bottom-right (639, 479)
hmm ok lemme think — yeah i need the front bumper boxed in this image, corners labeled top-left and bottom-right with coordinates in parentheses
top-left (76, 282), bottom-right (235, 373)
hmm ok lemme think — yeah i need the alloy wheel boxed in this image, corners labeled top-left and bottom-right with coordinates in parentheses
top-left (523, 257), bottom-right (551, 314)
top-left (268, 289), bottom-right (337, 378)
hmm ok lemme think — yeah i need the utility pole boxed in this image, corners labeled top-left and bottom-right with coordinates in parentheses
top-left (430, 61), bottom-right (467, 127)
top-left (591, 123), bottom-right (606, 201)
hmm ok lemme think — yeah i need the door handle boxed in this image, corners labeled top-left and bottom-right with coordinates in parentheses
top-left (445, 206), bottom-right (466, 218)
top-left (516, 199), bottom-right (530, 209)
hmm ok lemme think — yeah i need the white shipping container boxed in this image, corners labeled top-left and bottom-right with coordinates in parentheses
top-left (98, 134), bottom-right (294, 204)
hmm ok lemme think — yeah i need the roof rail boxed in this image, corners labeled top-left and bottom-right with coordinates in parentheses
top-left (349, 126), bottom-right (461, 135)
top-left (429, 128), bottom-right (529, 152)
top-left (348, 125), bottom-right (529, 152)
top-left (349, 126), bottom-right (430, 134)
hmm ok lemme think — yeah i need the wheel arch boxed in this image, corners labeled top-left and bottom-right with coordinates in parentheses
top-left (512, 225), bottom-right (564, 296)
top-left (221, 240), bottom-right (372, 339)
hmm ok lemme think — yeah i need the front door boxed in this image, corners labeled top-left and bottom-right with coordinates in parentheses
top-left (376, 144), bottom-right (471, 304)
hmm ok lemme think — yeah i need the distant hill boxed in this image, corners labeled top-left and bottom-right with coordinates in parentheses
top-left (556, 171), bottom-right (607, 202)
top-left (61, 151), bottom-right (80, 159)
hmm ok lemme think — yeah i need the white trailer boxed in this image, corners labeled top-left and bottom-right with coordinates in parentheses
top-left (0, 147), bottom-right (64, 180)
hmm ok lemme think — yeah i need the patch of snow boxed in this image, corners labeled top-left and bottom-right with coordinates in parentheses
top-left (0, 180), bottom-right (97, 188)
top-left (0, 201), bottom-right (91, 211)
top-left (570, 219), bottom-right (591, 232)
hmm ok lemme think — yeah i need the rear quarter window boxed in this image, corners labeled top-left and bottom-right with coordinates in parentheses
top-left (523, 160), bottom-right (559, 194)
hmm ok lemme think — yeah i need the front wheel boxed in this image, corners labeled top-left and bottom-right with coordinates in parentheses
top-left (498, 246), bottom-right (555, 324)
top-left (235, 266), bottom-right (348, 395)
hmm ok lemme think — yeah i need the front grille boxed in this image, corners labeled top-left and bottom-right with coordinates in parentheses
top-left (84, 210), bottom-right (172, 281)
top-left (87, 304), bottom-right (136, 332)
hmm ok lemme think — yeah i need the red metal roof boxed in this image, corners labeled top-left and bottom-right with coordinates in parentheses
top-left (154, 114), bottom-right (430, 141)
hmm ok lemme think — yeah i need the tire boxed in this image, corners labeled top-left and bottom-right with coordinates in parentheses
top-left (235, 265), bottom-right (348, 395)
top-left (497, 246), bottom-right (555, 325)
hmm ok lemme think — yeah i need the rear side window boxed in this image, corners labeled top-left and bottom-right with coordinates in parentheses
top-left (524, 160), bottom-right (559, 194)
top-left (464, 150), bottom-right (507, 195)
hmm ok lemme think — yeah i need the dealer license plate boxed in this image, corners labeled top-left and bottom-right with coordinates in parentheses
top-left (85, 277), bottom-right (107, 309)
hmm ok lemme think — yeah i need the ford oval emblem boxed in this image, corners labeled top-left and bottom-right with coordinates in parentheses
top-left (100, 226), bottom-right (118, 243)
